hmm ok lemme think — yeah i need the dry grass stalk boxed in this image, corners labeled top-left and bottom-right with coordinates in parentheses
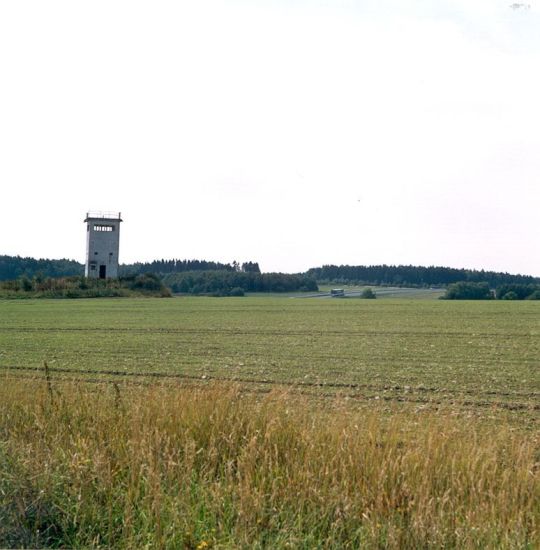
top-left (0, 378), bottom-right (537, 548)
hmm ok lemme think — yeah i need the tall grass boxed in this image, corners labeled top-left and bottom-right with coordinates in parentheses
top-left (0, 378), bottom-right (537, 548)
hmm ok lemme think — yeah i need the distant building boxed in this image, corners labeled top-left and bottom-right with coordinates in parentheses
top-left (84, 212), bottom-right (122, 278)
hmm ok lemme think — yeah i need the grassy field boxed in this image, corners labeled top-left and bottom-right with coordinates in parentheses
top-left (0, 297), bottom-right (538, 548)
top-left (1, 297), bottom-right (538, 413)
top-left (1, 381), bottom-right (538, 549)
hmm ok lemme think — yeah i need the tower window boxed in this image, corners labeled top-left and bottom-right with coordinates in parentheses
top-left (94, 225), bottom-right (114, 232)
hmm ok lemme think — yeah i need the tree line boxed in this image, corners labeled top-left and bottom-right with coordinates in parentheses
top-left (442, 282), bottom-right (540, 300)
top-left (2, 255), bottom-right (538, 294)
top-left (120, 259), bottom-right (261, 276)
top-left (0, 255), bottom-right (83, 281)
top-left (0, 255), bottom-right (261, 281)
top-left (0, 256), bottom-right (310, 296)
top-left (307, 264), bottom-right (539, 288)
top-left (162, 271), bottom-right (318, 296)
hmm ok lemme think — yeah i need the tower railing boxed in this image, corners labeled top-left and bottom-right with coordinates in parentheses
top-left (85, 211), bottom-right (122, 220)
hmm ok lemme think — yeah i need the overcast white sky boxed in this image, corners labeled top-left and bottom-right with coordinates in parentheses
top-left (1, 0), bottom-right (539, 275)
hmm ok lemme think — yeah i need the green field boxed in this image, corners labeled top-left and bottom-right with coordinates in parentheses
top-left (1, 296), bottom-right (539, 548)
top-left (1, 297), bottom-right (538, 417)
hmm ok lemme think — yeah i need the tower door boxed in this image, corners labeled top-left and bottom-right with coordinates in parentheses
top-left (99, 265), bottom-right (106, 279)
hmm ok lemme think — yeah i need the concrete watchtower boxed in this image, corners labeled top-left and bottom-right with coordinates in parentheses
top-left (84, 211), bottom-right (122, 278)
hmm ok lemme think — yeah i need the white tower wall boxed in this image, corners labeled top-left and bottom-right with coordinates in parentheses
top-left (84, 212), bottom-right (122, 278)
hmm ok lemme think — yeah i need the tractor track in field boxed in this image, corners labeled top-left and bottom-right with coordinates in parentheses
top-left (0, 326), bottom-right (536, 339)
top-left (1, 364), bottom-right (538, 411)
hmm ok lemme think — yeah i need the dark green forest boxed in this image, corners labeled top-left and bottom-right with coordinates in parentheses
top-left (0, 256), bottom-right (260, 280)
top-left (441, 281), bottom-right (540, 300)
top-left (1, 256), bottom-right (539, 297)
top-left (120, 259), bottom-right (261, 276)
top-left (161, 271), bottom-right (318, 296)
top-left (0, 256), bottom-right (83, 280)
top-left (308, 264), bottom-right (539, 288)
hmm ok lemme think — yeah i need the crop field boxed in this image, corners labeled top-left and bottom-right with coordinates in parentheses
top-left (0, 297), bottom-right (538, 416)
top-left (0, 297), bottom-right (538, 548)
